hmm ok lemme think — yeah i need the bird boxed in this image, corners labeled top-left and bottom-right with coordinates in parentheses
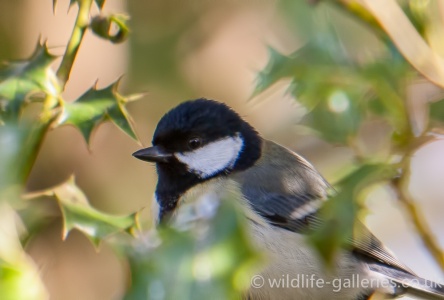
top-left (132, 98), bottom-right (444, 300)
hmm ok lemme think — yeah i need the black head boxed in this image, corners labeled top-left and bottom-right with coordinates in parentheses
top-left (132, 98), bottom-right (262, 222)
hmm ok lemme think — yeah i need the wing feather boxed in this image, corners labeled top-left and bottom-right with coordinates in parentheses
top-left (236, 140), bottom-right (414, 276)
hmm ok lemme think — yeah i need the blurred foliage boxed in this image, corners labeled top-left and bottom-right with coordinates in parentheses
top-left (430, 98), bottom-right (444, 125)
top-left (0, 1), bottom-right (261, 299)
top-left (308, 163), bottom-right (397, 266)
top-left (127, 0), bottom-right (208, 91)
top-left (258, 0), bottom-right (444, 268)
top-left (125, 201), bottom-right (260, 300)
top-left (1, 0), bottom-right (444, 299)
top-left (0, 203), bottom-right (48, 300)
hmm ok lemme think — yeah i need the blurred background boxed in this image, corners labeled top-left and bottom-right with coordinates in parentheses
top-left (0, 0), bottom-right (443, 299)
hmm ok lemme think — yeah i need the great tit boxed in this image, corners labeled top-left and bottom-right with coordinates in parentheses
top-left (133, 98), bottom-right (444, 300)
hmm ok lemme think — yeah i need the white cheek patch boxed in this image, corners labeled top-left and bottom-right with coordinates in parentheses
top-left (175, 135), bottom-right (243, 179)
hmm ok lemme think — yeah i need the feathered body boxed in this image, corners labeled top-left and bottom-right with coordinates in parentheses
top-left (133, 99), bottom-right (444, 300)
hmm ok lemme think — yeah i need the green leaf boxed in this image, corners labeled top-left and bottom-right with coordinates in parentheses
top-left (90, 14), bottom-right (130, 44)
top-left (27, 176), bottom-right (138, 248)
top-left (58, 81), bottom-right (139, 145)
top-left (254, 1), bottom-right (416, 144)
top-left (255, 40), bottom-right (413, 144)
top-left (254, 43), bottom-right (351, 105)
top-left (276, 0), bottom-right (330, 41)
top-left (359, 60), bottom-right (411, 131)
top-left (302, 88), bottom-right (364, 144)
top-left (254, 47), bottom-right (296, 97)
top-left (255, 44), bottom-right (365, 144)
top-left (124, 200), bottom-right (260, 300)
top-left (308, 163), bottom-right (397, 268)
top-left (0, 43), bottom-right (60, 121)
top-left (429, 99), bottom-right (444, 125)
top-left (0, 203), bottom-right (48, 300)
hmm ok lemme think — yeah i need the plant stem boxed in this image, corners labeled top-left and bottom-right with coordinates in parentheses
top-left (22, 0), bottom-right (93, 183)
top-left (18, 118), bottom-right (56, 185)
top-left (56, 0), bottom-right (93, 86)
top-left (394, 170), bottom-right (444, 271)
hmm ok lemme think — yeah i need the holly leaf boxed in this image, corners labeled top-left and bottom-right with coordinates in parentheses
top-left (256, 45), bottom-right (365, 144)
top-left (0, 203), bottom-right (48, 300)
top-left (308, 163), bottom-right (397, 268)
top-left (254, 0), bottom-right (416, 143)
top-left (58, 81), bottom-right (140, 145)
top-left (26, 176), bottom-right (138, 248)
top-left (255, 40), bottom-right (413, 144)
top-left (124, 199), bottom-right (260, 300)
top-left (253, 47), bottom-right (297, 98)
top-left (0, 43), bottom-right (60, 121)
top-left (301, 88), bottom-right (365, 144)
top-left (254, 27), bottom-right (352, 100)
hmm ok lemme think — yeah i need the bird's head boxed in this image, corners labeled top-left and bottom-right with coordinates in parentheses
top-left (133, 98), bottom-right (262, 221)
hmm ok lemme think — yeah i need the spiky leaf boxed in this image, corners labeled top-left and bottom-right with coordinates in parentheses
top-left (58, 82), bottom-right (139, 145)
top-left (27, 176), bottom-right (138, 248)
top-left (255, 39), bottom-right (413, 144)
top-left (0, 44), bottom-right (59, 121)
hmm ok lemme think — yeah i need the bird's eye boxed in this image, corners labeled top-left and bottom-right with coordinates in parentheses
top-left (188, 137), bottom-right (202, 150)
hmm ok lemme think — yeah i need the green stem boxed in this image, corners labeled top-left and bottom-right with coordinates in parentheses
top-left (56, 0), bottom-right (93, 86)
top-left (11, 96), bottom-right (60, 186)
top-left (391, 136), bottom-right (444, 271)
top-left (23, 0), bottom-right (93, 183)
top-left (394, 175), bottom-right (444, 271)
top-left (18, 118), bottom-right (56, 184)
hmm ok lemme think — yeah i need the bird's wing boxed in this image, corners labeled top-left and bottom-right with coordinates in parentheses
top-left (242, 190), bottom-right (444, 298)
top-left (237, 140), bottom-right (444, 298)
top-left (243, 189), bottom-right (414, 275)
top-left (237, 140), bottom-right (414, 275)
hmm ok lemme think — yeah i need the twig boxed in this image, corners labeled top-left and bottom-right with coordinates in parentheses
top-left (394, 172), bottom-right (444, 271)
top-left (56, 0), bottom-right (93, 86)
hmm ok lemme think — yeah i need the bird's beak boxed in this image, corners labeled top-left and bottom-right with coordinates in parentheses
top-left (132, 146), bottom-right (173, 163)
